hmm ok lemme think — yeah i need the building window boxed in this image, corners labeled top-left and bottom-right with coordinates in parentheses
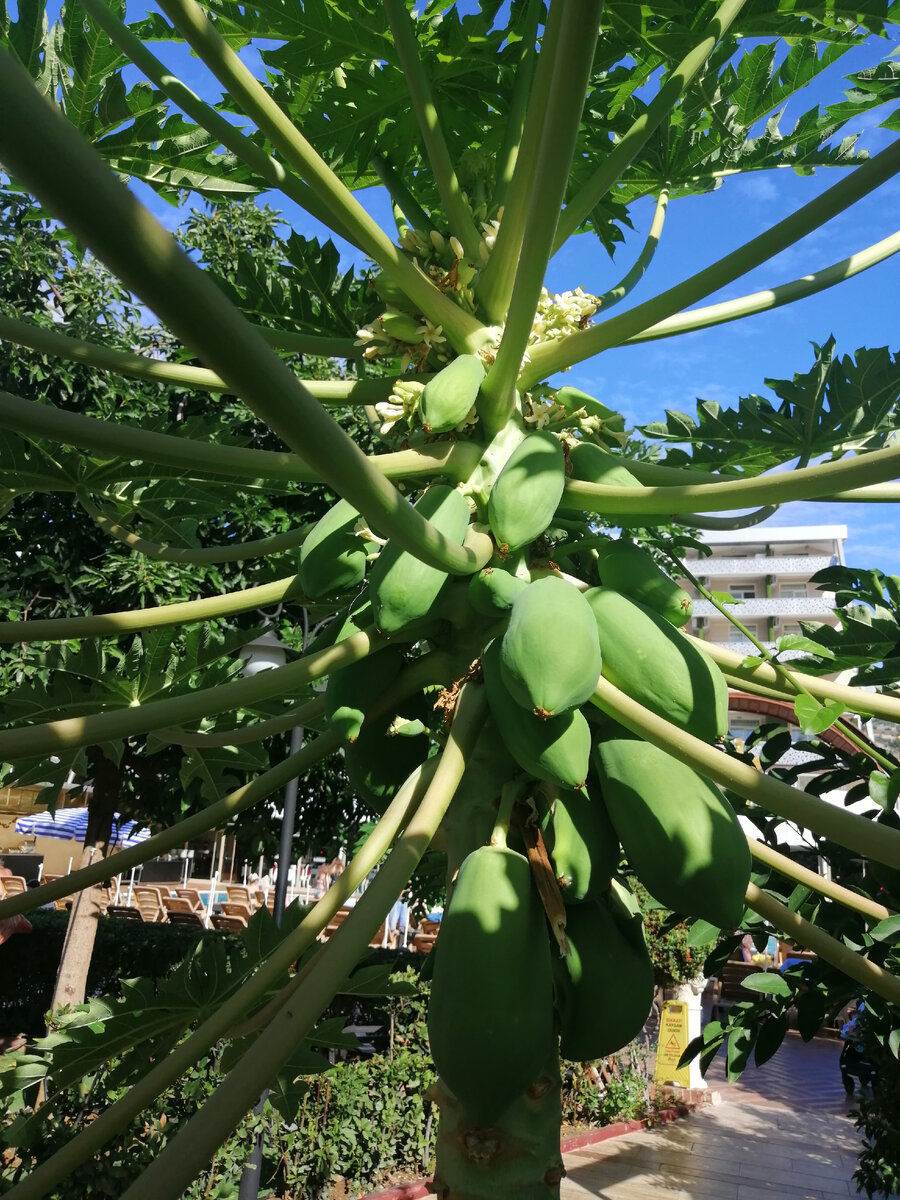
top-left (728, 623), bottom-right (757, 642)
top-left (781, 622), bottom-right (802, 636)
top-left (780, 584), bottom-right (807, 598)
top-left (728, 583), bottom-right (757, 599)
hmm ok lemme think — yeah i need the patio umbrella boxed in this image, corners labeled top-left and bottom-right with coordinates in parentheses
top-left (15, 807), bottom-right (151, 849)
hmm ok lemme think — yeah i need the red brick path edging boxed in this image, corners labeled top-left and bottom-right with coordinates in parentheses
top-left (358, 1105), bottom-right (694, 1199)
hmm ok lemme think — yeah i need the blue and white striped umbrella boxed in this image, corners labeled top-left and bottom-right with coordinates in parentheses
top-left (15, 807), bottom-right (151, 848)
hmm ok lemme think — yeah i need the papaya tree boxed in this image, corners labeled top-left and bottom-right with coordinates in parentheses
top-left (1, 2), bottom-right (900, 1198)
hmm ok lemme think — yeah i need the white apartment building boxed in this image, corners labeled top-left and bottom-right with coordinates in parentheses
top-left (682, 524), bottom-right (857, 795)
top-left (682, 523), bottom-right (847, 655)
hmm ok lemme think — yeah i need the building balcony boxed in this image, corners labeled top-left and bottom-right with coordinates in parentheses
top-left (682, 554), bottom-right (837, 579)
top-left (698, 637), bottom-right (811, 660)
top-left (691, 596), bottom-right (835, 620)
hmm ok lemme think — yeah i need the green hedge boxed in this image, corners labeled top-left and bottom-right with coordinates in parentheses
top-left (3, 958), bottom-right (658, 1199)
top-left (0, 910), bottom-right (230, 1036)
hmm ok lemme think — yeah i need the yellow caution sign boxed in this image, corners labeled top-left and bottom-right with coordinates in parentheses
top-left (653, 1000), bottom-right (690, 1087)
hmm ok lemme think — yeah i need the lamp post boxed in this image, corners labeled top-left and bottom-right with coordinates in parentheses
top-left (237, 620), bottom-right (326, 1199)
top-left (237, 626), bottom-right (297, 1200)
top-left (238, 629), bottom-right (300, 924)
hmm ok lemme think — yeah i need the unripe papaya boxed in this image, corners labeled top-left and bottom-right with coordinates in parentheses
top-left (584, 587), bottom-right (727, 742)
top-left (298, 498), bottom-right (367, 599)
top-left (344, 689), bottom-right (434, 812)
top-left (541, 785), bottom-right (618, 904)
top-left (467, 566), bottom-right (528, 617)
top-left (372, 272), bottom-right (417, 313)
top-left (554, 896), bottom-right (655, 1062)
top-left (593, 726), bottom-right (751, 927)
top-left (427, 844), bottom-right (555, 1124)
top-left (420, 354), bottom-right (485, 433)
top-left (380, 309), bottom-right (425, 342)
top-left (324, 646), bottom-right (404, 743)
top-left (487, 431), bottom-right (565, 554)
top-left (369, 486), bottom-right (470, 635)
top-left (595, 539), bottom-right (692, 627)
top-left (499, 576), bottom-right (602, 717)
top-left (482, 639), bottom-right (590, 790)
top-left (555, 386), bottom-right (622, 425)
top-left (568, 442), bottom-right (642, 490)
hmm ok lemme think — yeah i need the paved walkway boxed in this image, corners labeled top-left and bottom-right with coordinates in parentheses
top-left (561, 1034), bottom-right (889, 1200)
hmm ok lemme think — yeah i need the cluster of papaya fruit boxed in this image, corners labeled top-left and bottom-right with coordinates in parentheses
top-left (299, 360), bottom-right (751, 1125)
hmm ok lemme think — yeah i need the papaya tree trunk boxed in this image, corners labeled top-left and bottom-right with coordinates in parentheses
top-left (430, 1044), bottom-right (564, 1199)
top-left (48, 748), bottom-right (124, 1015)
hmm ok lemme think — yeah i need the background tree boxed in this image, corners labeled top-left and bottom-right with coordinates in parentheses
top-left (0, 190), bottom-right (372, 1008)
top-left (0, 3), bottom-right (899, 1198)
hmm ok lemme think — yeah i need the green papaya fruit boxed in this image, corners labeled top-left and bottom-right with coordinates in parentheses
top-left (568, 442), bottom-right (642, 490)
top-left (380, 309), bottom-right (425, 342)
top-left (555, 386), bottom-right (622, 425)
top-left (372, 272), bottom-right (417, 313)
top-left (487, 431), bottom-right (565, 554)
top-left (584, 587), bottom-right (727, 742)
top-left (467, 566), bottom-right (528, 617)
top-left (593, 726), bottom-right (751, 927)
top-left (499, 576), bottom-right (602, 717)
top-left (482, 639), bottom-right (591, 790)
top-left (554, 896), bottom-right (655, 1062)
top-left (344, 689), bottom-right (434, 813)
top-left (427, 844), bottom-right (555, 1124)
top-left (595, 539), bottom-right (692, 627)
top-left (298, 498), bottom-right (367, 599)
top-left (324, 646), bottom-right (404, 743)
top-left (420, 354), bottom-right (485, 433)
top-left (541, 785), bottom-right (618, 904)
top-left (369, 485), bottom-right (470, 635)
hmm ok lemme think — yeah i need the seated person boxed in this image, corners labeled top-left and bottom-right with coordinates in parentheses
top-left (386, 893), bottom-right (411, 948)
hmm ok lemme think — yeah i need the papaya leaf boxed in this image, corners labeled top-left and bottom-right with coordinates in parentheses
top-left (641, 343), bottom-right (900, 475)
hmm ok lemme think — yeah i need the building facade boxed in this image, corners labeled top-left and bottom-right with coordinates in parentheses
top-left (682, 523), bottom-right (847, 655)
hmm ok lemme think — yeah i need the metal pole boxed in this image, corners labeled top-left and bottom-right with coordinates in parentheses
top-left (237, 723), bottom-right (304, 1199)
top-left (273, 725), bottom-right (304, 922)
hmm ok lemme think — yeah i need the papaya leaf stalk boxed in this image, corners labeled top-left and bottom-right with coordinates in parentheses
top-left (0, 52), bottom-right (491, 576)
top-left (77, 0), bottom-right (364, 250)
top-left (521, 137), bottom-right (900, 387)
top-left (0, 628), bottom-right (383, 762)
top-left (154, 0), bottom-right (487, 353)
top-left (747, 839), bottom-right (891, 924)
top-left (745, 882), bottom-right (900, 1006)
top-left (0, 574), bottom-right (308, 643)
top-left (590, 677), bottom-right (900, 869)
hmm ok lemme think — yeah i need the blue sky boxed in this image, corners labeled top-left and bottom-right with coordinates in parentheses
top-left (104, 10), bottom-right (900, 571)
